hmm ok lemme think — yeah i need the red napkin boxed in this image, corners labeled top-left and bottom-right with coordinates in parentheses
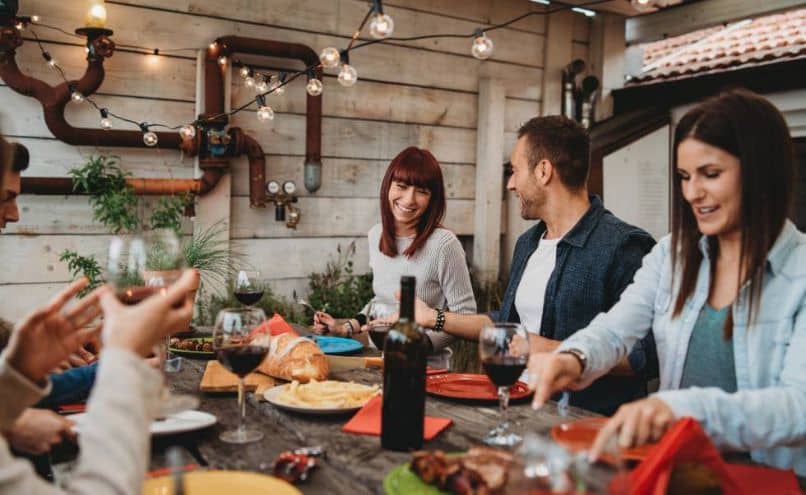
top-left (342, 396), bottom-right (452, 441)
top-left (249, 313), bottom-right (298, 338)
top-left (611, 417), bottom-right (801, 495)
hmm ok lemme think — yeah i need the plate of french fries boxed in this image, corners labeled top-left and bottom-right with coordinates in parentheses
top-left (264, 379), bottom-right (380, 415)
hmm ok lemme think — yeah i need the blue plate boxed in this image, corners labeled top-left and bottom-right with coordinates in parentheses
top-left (313, 336), bottom-right (364, 355)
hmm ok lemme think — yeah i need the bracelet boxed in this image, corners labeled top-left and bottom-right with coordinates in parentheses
top-left (433, 308), bottom-right (446, 332)
top-left (344, 320), bottom-right (356, 337)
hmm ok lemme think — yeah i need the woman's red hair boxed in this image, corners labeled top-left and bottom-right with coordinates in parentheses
top-left (379, 147), bottom-right (446, 258)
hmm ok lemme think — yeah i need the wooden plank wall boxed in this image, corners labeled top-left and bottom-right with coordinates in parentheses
top-left (0, 0), bottom-right (590, 321)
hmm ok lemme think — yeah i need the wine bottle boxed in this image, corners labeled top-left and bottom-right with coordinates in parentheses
top-left (381, 276), bottom-right (428, 451)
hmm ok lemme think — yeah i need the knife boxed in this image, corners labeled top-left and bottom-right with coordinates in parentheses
top-left (326, 355), bottom-right (383, 372)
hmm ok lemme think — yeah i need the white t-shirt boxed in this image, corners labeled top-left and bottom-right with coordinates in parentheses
top-left (514, 234), bottom-right (560, 335)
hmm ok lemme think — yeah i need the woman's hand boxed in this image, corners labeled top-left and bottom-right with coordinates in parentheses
top-left (393, 292), bottom-right (437, 327)
top-left (5, 278), bottom-right (103, 383)
top-left (313, 311), bottom-right (337, 335)
top-left (589, 397), bottom-right (676, 462)
top-left (527, 352), bottom-right (585, 410)
top-left (5, 408), bottom-right (76, 455)
top-left (100, 269), bottom-right (197, 357)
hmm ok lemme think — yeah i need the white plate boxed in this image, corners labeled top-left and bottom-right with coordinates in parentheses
top-left (71, 410), bottom-right (217, 436)
top-left (263, 384), bottom-right (371, 415)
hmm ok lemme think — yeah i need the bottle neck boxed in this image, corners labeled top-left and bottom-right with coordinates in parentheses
top-left (399, 286), bottom-right (415, 321)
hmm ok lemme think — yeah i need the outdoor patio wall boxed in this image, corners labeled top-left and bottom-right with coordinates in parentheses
top-left (0, 0), bottom-right (589, 321)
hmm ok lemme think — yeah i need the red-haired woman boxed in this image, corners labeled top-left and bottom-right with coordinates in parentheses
top-left (313, 147), bottom-right (476, 352)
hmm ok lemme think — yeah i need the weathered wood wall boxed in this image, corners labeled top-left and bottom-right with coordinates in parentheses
top-left (0, 0), bottom-right (590, 321)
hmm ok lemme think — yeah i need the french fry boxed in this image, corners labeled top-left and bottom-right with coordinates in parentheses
top-left (276, 380), bottom-right (379, 408)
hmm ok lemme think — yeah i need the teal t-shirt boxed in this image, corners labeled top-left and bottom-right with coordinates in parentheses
top-left (679, 304), bottom-right (737, 393)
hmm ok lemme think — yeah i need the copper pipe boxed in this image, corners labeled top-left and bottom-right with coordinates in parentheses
top-left (21, 168), bottom-right (222, 196)
top-left (229, 127), bottom-right (266, 207)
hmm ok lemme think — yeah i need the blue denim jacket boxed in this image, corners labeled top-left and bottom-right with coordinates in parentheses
top-left (491, 196), bottom-right (657, 415)
top-left (559, 220), bottom-right (806, 475)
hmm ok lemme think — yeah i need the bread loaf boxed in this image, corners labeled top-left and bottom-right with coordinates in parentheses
top-left (258, 333), bottom-right (329, 383)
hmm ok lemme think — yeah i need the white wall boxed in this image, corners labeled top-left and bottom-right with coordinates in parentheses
top-left (603, 125), bottom-right (671, 240)
top-left (0, 0), bottom-right (593, 321)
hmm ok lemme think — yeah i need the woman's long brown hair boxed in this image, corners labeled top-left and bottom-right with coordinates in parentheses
top-left (671, 89), bottom-right (795, 337)
top-left (378, 147), bottom-right (446, 258)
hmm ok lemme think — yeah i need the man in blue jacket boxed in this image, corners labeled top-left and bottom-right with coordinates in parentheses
top-left (413, 116), bottom-right (657, 415)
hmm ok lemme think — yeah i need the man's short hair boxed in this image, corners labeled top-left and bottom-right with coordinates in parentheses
top-left (11, 143), bottom-right (28, 172)
top-left (516, 115), bottom-right (590, 190)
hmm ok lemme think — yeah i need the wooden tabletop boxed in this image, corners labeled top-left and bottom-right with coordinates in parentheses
top-left (152, 326), bottom-right (615, 494)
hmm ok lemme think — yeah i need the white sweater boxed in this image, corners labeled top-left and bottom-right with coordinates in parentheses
top-left (0, 348), bottom-right (161, 495)
top-left (367, 224), bottom-right (477, 350)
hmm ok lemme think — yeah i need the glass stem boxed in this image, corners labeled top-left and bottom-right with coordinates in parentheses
top-left (498, 386), bottom-right (510, 430)
top-left (238, 377), bottom-right (246, 434)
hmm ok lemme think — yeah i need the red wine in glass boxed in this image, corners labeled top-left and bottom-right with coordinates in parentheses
top-left (368, 323), bottom-right (391, 350)
top-left (234, 290), bottom-right (265, 306)
top-left (117, 286), bottom-right (160, 305)
top-left (482, 355), bottom-right (527, 387)
top-left (216, 345), bottom-right (269, 377)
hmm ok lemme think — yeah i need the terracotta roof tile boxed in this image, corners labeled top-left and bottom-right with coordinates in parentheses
top-left (629, 7), bottom-right (806, 84)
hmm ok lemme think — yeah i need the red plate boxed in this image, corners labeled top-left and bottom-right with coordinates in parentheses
top-left (551, 417), bottom-right (655, 461)
top-left (426, 373), bottom-right (532, 401)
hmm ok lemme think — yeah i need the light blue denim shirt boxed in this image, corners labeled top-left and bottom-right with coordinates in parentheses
top-left (558, 220), bottom-right (806, 475)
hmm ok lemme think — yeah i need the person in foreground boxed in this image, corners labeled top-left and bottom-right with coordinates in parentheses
top-left (410, 116), bottom-right (656, 415)
top-left (0, 269), bottom-right (198, 493)
top-left (529, 89), bottom-right (805, 475)
top-left (313, 146), bottom-right (476, 352)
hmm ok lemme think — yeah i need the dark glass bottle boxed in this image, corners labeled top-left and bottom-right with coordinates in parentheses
top-left (381, 276), bottom-right (428, 451)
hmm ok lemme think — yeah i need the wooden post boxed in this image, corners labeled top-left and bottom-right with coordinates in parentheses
top-left (589, 13), bottom-right (626, 122)
top-left (473, 78), bottom-right (506, 284)
top-left (194, 50), bottom-right (232, 296)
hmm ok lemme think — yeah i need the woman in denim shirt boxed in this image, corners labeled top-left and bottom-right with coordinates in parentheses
top-left (529, 89), bottom-right (805, 475)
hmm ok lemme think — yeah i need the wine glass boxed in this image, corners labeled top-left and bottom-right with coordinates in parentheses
top-left (107, 230), bottom-right (199, 417)
top-left (478, 322), bottom-right (530, 446)
top-left (213, 307), bottom-right (269, 444)
top-left (366, 299), bottom-right (398, 350)
top-left (233, 270), bottom-right (265, 307)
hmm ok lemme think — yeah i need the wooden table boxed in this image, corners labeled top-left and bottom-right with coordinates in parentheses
top-left (152, 337), bottom-right (615, 494)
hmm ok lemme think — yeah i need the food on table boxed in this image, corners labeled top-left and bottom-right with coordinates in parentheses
top-left (410, 448), bottom-right (513, 494)
top-left (272, 446), bottom-right (325, 483)
top-left (169, 337), bottom-right (213, 352)
top-left (275, 380), bottom-right (379, 409)
top-left (258, 332), bottom-right (329, 382)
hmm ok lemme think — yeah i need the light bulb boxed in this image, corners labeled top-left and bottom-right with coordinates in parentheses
top-left (306, 78), bottom-right (323, 96)
top-left (217, 55), bottom-right (227, 66)
top-left (31, 15), bottom-right (40, 23)
top-left (257, 105), bottom-right (274, 121)
top-left (630, 0), bottom-right (653, 11)
top-left (338, 64), bottom-right (358, 87)
top-left (369, 13), bottom-right (394, 39)
top-left (208, 41), bottom-right (217, 50)
top-left (270, 75), bottom-right (285, 96)
top-left (47, 58), bottom-right (57, 68)
top-left (15, 22), bottom-right (24, 30)
top-left (85, 0), bottom-right (107, 28)
top-left (255, 77), bottom-right (269, 93)
top-left (319, 47), bottom-right (340, 68)
top-left (143, 131), bottom-right (158, 147)
top-left (244, 76), bottom-right (255, 88)
top-left (100, 117), bottom-right (112, 130)
top-left (471, 33), bottom-right (494, 60)
top-left (179, 124), bottom-right (196, 139)
top-left (71, 91), bottom-right (84, 102)
top-left (239, 66), bottom-right (250, 78)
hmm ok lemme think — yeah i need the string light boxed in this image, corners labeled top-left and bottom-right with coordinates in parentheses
top-left (319, 47), bottom-right (340, 68)
top-left (15, 21), bottom-right (25, 30)
top-left (99, 108), bottom-right (112, 130)
top-left (140, 123), bottom-right (158, 146)
top-left (306, 72), bottom-right (323, 96)
top-left (270, 73), bottom-right (286, 96)
top-left (18, 0), bottom-right (606, 139)
top-left (179, 124), bottom-right (196, 139)
top-left (630, 0), bottom-right (653, 12)
top-left (244, 74), bottom-right (256, 88)
top-left (256, 95), bottom-right (274, 121)
top-left (368, 0), bottom-right (394, 39)
top-left (471, 30), bottom-right (494, 60)
top-left (148, 48), bottom-right (159, 66)
top-left (70, 86), bottom-right (84, 102)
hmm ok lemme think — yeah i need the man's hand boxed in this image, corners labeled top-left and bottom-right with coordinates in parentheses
top-left (5, 279), bottom-right (103, 383)
top-left (5, 408), bottom-right (76, 455)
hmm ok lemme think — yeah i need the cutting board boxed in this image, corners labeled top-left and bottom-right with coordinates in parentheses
top-left (200, 360), bottom-right (276, 396)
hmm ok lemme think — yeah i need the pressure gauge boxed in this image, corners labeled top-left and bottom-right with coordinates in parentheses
top-left (266, 180), bottom-right (280, 195)
top-left (283, 181), bottom-right (297, 195)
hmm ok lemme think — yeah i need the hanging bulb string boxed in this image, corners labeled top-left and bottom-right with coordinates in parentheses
top-left (19, 0), bottom-right (609, 133)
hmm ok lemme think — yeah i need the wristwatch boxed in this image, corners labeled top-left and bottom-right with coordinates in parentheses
top-left (559, 348), bottom-right (587, 374)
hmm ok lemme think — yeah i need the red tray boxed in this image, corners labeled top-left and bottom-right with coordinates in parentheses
top-left (425, 373), bottom-right (532, 401)
top-left (551, 417), bottom-right (655, 461)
